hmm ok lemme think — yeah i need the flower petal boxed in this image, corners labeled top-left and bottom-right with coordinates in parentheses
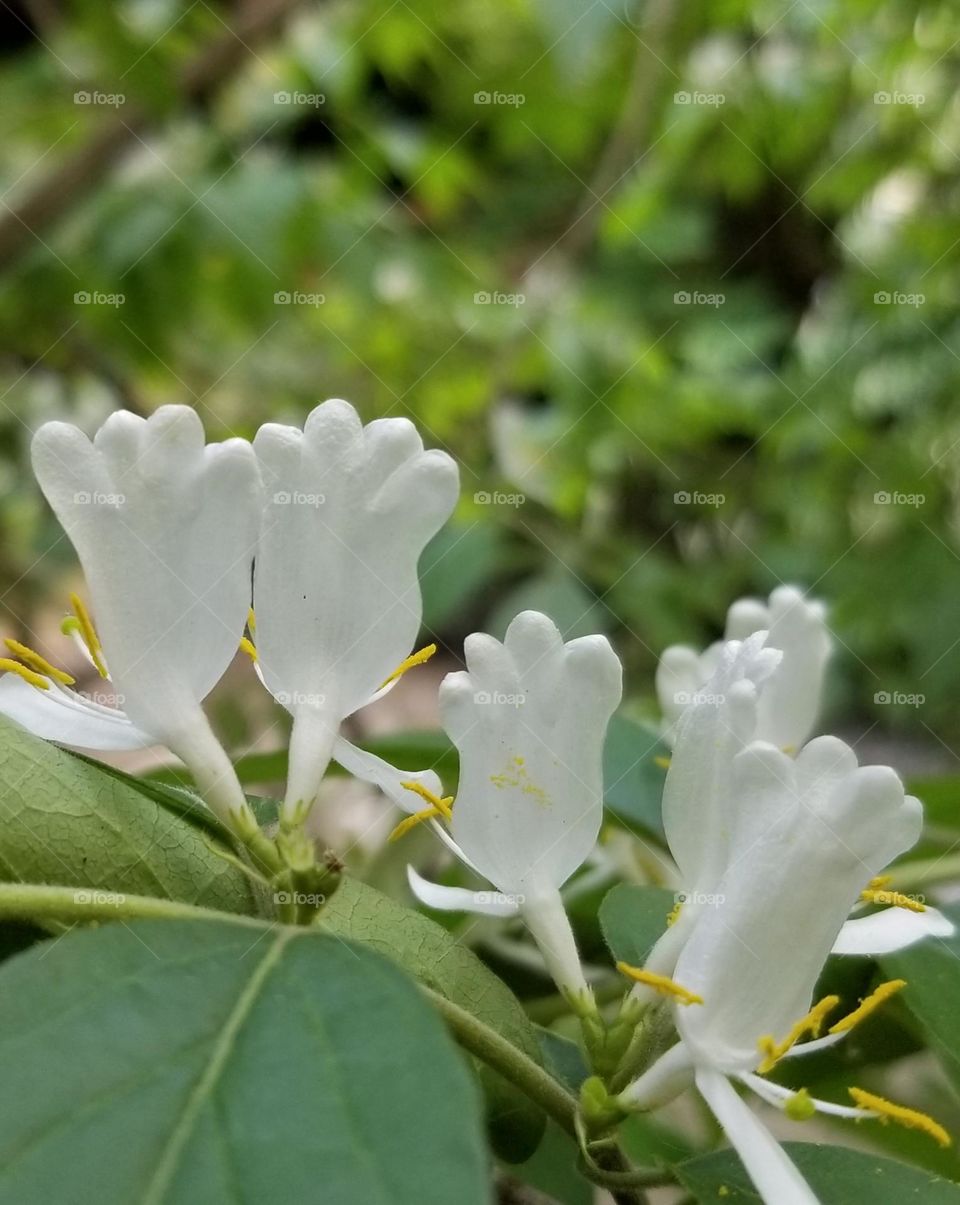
top-left (756, 586), bottom-right (831, 751)
top-left (442, 611), bottom-right (622, 896)
top-left (331, 735), bottom-right (443, 808)
top-left (0, 675), bottom-right (154, 750)
top-left (832, 906), bottom-right (955, 955)
top-left (695, 1066), bottom-right (819, 1205)
top-left (406, 865), bottom-right (521, 917)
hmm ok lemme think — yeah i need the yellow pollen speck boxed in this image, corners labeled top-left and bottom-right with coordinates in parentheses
top-left (616, 962), bottom-right (703, 1005)
top-left (654, 754), bottom-right (671, 770)
top-left (380, 643), bottom-right (437, 689)
top-left (68, 593), bottom-right (108, 678)
top-left (757, 995), bottom-right (840, 1073)
top-left (490, 756), bottom-right (548, 804)
top-left (860, 887), bottom-right (925, 913)
top-left (666, 900), bottom-right (683, 927)
top-left (3, 638), bottom-right (74, 686)
top-left (829, 979), bottom-right (907, 1035)
top-left (238, 636), bottom-right (258, 663)
top-left (849, 1087), bottom-right (951, 1148)
top-left (0, 657), bottom-right (50, 690)
top-left (868, 874), bottom-right (893, 889)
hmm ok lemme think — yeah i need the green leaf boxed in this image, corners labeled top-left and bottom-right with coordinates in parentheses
top-left (882, 903), bottom-right (960, 1082)
top-left (598, 883), bottom-right (676, 966)
top-left (675, 1142), bottom-right (960, 1203)
top-left (603, 714), bottom-right (668, 838)
top-left (0, 719), bottom-right (256, 914)
top-left (0, 919), bottom-right (488, 1205)
top-left (320, 874), bottom-right (546, 1162)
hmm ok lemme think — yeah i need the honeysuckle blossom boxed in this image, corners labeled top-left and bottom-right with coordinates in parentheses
top-left (641, 630), bottom-right (950, 991)
top-left (0, 407), bottom-right (262, 830)
top-left (657, 585), bottom-right (830, 751)
top-left (618, 736), bottom-right (952, 1205)
top-left (251, 399), bottom-right (459, 826)
top-left (405, 610), bottom-right (622, 1000)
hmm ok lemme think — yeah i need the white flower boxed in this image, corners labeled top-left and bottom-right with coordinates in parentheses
top-left (0, 407), bottom-right (262, 828)
top-left (619, 737), bottom-right (953, 1204)
top-left (405, 610), bottom-right (622, 999)
top-left (657, 585), bottom-right (830, 751)
top-left (251, 399), bottom-right (459, 825)
top-left (645, 631), bottom-right (950, 987)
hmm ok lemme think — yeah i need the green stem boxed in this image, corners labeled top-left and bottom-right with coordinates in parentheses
top-left (422, 986), bottom-right (578, 1136)
top-left (0, 882), bottom-right (267, 929)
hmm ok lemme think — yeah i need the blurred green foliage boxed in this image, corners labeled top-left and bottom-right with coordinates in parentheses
top-left (1, 0), bottom-right (959, 739)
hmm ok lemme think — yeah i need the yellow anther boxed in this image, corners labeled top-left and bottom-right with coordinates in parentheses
top-left (757, 995), bottom-right (840, 1073)
top-left (784, 1088), bottom-right (816, 1121)
top-left (389, 805), bottom-right (449, 842)
top-left (68, 593), bottom-right (108, 678)
top-left (380, 643), bottom-right (437, 689)
top-left (860, 887), bottom-right (925, 913)
top-left (868, 874), bottom-right (893, 889)
top-left (654, 754), bottom-right (671, 770)
top-left (400, 780), bottom-right (453, 820)
top-left (666, 900), bottom-right (683, 927)
top-left (3, 638), bottom-right (74, 686)
top-left (849, 1087), bottom-right (951, 1148)
top-left (829, 979), bottom-right (907, 1035)
top-left (0, 658), bottom-right (50, 690)
top-left (238, 636), bottom-right (258, 663)
top-left (247, 607), bottom-right (256, 633)
top-left (615, 962), bottom-right (703, 1005)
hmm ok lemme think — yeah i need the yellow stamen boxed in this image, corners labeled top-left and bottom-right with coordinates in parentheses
top-left (616, 962), bottom-right (703, 1005)
top-left (400, 780), bottom-right (453, 820)
top-left (666, 900), bottom-right (683, 927)
top-left (860, 887), bottom-right (925, 913)
top-left (868, 874), bottom-right (893, 889)
top-left (68, 593), bottom-right (108, 678)
top-left (247, 607), bottom-right (256, 633)
top-left (3, 638), bottom-right (74, 686)
top-left (389, 805), bottom-right (449, 842)
top-left (757, 995), bottom-right (840, 1073)
top-left (380, 643), bottom-right (437, 689)
top-left (0, 658), bottom-right (50, 690)
top-left (829, 979), bottom-right (907, 1035)
top-left (849, 1087), bottom-right (951, 1148)
top-left (654, 754), bottom-right (671, 770)
top-left (238, 636), bottom-right (258, 663)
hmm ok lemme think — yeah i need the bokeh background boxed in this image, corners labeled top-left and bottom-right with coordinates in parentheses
top-left (2, 0), bottom-right (960, 761)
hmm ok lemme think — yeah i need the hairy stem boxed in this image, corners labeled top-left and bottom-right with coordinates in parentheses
top-left (0, 882), bottom-right (265, 928)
